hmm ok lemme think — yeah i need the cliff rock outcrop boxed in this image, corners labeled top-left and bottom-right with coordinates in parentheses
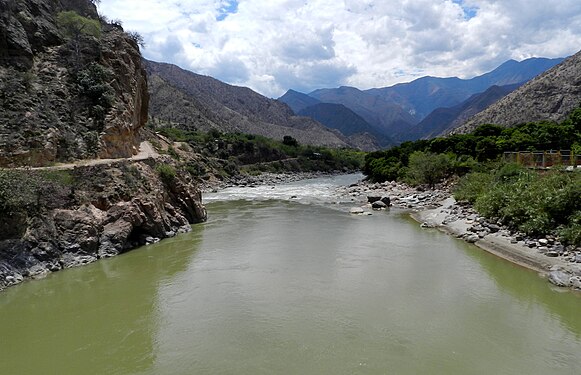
top-left (0, 0), bottom-right (148, 167)
top-left (0, 157), bottom-right (207, 291)
top-left (0, 0), bottom-right (207, 291)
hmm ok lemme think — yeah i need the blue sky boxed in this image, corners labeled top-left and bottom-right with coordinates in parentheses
top-left (98, 0), bottom-right (581, 98)
top-left (216, 0), bottom-right (238, 21)
top-left (452, 0), bottom-right (478, 19)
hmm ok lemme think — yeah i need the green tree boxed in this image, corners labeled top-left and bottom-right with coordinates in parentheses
top-left (405, 151), bottom-right (453, 188)
top-left (57, 11), bottom-right (102, 66)
top-left (282, 135), bottom-right (299, 147)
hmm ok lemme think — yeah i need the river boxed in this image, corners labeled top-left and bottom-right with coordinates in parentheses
top-left (1, 174), bottom-right (581, 374)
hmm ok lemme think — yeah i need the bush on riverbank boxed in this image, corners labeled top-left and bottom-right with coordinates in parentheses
top-left (454, 165), bottom-right (581, 245)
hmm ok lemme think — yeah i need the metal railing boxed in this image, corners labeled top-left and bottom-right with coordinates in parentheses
top-left (503, 151), bottom-right (581, 168)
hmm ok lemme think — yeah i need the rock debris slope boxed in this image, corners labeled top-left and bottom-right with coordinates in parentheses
top-left (455, 51), bottom-right (581, 133)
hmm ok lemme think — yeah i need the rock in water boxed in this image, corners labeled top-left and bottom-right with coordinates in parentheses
top-left (371, 201), bottom-right (387, 209)
top-left (350, 207), bottom-right (365, 215)
top-left (548, 271), bottom-right (572, 287)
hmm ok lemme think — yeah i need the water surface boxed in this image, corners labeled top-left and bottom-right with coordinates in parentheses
top-left (1, 174), bottom-right (581, 374)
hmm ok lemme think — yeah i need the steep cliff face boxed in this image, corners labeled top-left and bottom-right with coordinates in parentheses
top-left (0, 0), bottom-right (148, 167)
top-left (0, 0), bottom-right (207, 291)
top-left (0, 157), bottom-right (207, 291)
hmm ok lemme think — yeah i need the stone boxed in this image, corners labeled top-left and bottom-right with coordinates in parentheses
top-left (538, 238), bottom-right (549, 245)
top-left (367, 196), bottom-right (382, 204)
top-left (546, 251), bottom-right (559, 257)
top-left (371, 201), bottom-right (387, 209)
top-left (571, 276), bottom-right (581, 289)
top-left (380, 197), bottom-right (391, 206)
top-left (350, 207), bottom-right (365, 215)
top-left (465, 234), bottom-right (480, 243)
top-left (548, 271), bottom-right (572, 287)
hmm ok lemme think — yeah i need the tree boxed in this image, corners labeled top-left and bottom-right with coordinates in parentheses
top-left (57, 11), bottom-right (101, 39)
top-left (282, 135), bottom-right (298, 147)
top-left (128, 31), bottom-right (145, 48)
top-left (57, 11), bottom-right (102, 66)
top-left (405, 151), bottom-right (453, 188)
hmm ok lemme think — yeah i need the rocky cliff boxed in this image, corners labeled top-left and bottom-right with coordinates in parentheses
top-left (455, 51), bottom-right (581, 133)
top-left (0, 0), bottom-right (207, 290)
top-left (0, 157), bottom-right (207, 291)
top-left (0, 0), bottom-right (148, 167)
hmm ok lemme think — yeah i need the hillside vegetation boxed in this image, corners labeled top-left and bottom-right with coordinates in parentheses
top-left (154, 127), bottom-right (365, 180)
top-left (364, 108), bottom-right (581, 244)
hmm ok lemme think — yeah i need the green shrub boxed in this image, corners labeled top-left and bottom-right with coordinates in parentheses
top-left (156, 164), bottom-right (176, 184)
top-left (57, 11), bottom-right (101, 39)
top-left (470, 169), bottom-right (581, 244)
top-left (558, 212), bottom-right (581, 245)
top-left (453, 172), bottom-right (493, 203)
top-left (0, 170), bottom-right (73, 215)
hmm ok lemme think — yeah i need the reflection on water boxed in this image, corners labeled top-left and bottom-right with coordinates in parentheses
top-left (1, 174), bottom-right (581, 374)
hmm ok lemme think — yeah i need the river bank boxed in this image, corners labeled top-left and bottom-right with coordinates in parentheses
top-left (201, 170), bottom-right (354, 192)
top-left (339, 179), bottom-right (581, 290)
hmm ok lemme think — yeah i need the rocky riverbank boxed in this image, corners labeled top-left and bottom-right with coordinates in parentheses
top-left (340, 179), bottom-right (581, 291)
top-left (201, 171), bottom-right (351, 192)
top-left (0, 157), bottom-right (207, 292)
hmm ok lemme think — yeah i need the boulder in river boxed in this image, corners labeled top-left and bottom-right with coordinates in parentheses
top-left (372, 201), bottom-right (387, 210)
top-left (548, 270), bottom-right (572, 287)
top-left (367, 196), bottom-right (382, 204)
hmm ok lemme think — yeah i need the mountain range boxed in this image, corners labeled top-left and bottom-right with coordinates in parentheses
top-left (403, 83), bottom-right (521, 140)
top-left (280, 57), bottom-right (564, 143)
top-left (145, 55), bottom-right (570, 152)
top-left (144, 60), bottom-right (350, 148)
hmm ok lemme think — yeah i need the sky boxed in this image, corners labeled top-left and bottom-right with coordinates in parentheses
top-left (97, 0), bottom-right (581, 98)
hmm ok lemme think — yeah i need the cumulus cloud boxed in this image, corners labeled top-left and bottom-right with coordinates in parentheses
top-left (98, 0), bottom-right (581, 97)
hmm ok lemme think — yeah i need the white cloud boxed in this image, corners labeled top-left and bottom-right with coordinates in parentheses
top-left (98, 0), bottom-right (581, 97)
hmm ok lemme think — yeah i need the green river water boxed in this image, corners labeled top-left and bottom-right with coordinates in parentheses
top-left (1, 175), bottom-right (581, 374)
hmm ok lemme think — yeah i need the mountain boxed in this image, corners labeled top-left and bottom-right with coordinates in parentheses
top-left (307, 57), bottom-right (563, 141)
top-left (454, 51), bottom-right (581, 133)
top-left (144, 60), bottom-right (349, 148)
top-left (308, 85), bottom-right (419, 137)
top-left (403, 84), bottom-right (520, 140)
top-left (278, 89), bottom-right (321, 113)
top-left (298, 103), bottom-right (393, 149)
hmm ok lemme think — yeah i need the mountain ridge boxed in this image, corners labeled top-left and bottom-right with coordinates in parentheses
top-left (402, 83), bottom-right (521, 140)
top-left (300, 57), bottom-right (563, 141)
top-left (454, 51), bottom-right (581, 133)
top-left (144, 59), bottom-right (351, 148)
